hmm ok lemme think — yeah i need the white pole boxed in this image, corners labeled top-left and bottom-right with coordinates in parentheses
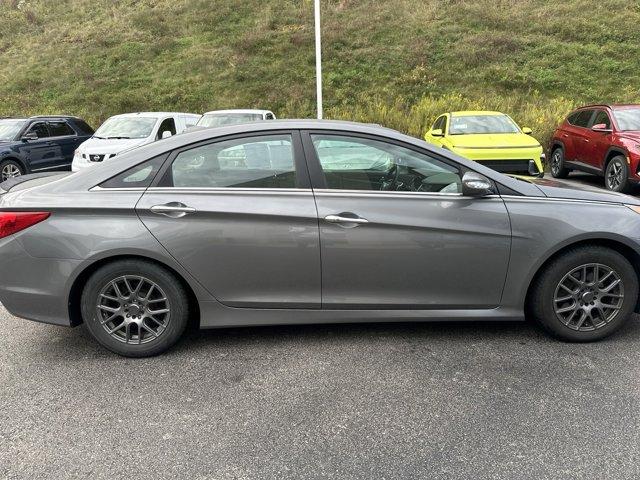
top-left (314, 0), bottom-right (323, 119)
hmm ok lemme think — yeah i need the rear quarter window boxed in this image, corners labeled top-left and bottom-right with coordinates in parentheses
top-left (99, 155), bottom-right (167, 189)
top-left (71, 119), bottom-right (95, 135)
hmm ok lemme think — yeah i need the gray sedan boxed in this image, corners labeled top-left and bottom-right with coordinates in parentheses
top-left (0, 120), bottom-right (639, 357)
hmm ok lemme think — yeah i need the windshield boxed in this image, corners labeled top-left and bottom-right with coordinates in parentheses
top-left (613, 108), bottom-right (640, 131)
top-left (449, 115), bottom-right (520, 135)
top-left (197, 113), bottom-right (264, 128)
top-left (0, 119), bottom-right (25, 141)
top-left (94, 117), bottom-right (158, 139)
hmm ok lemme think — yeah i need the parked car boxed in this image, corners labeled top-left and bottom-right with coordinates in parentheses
top-left (1, 120), bottom-right (640, 357)
top-left (196, 109), bottom-right (276, 128)
top-left (550, 104), bottom-right (640, 193)
top-left (0, 115), bottom-right (94, 181)
top-left (424, 111), bottom-right (545, 176)
top-left (71, 112), bottom-right (200, 171)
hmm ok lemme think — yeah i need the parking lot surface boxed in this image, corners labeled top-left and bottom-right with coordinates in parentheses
top-left (552, 171), bottom-right (640, 195)
top-left (2, 305), bottom-right (640, 480)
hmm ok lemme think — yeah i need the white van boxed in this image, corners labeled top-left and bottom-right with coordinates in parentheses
top-left (72, 112), bottom-right (200, 171)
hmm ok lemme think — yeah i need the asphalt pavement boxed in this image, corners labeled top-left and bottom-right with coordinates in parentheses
top-left (2, 170), bottom-right (640, 479)
top-left (2, 303), bottom-right (640, 479)
top-left (548, 170), bottom-right (640, 195)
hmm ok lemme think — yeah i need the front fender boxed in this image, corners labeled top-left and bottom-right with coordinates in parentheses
top-left (500, 197), bottom-right (640, 310)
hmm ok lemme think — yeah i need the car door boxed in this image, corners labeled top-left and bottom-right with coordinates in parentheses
top-left (569, 109), bottom-right (596, 167)
top-left (15, 122), bottom-right (56, 172)
top-left (588, 109), bottom-right (614, 171)
top-left (47, 120), bottom-right (77, 169)
top-left (136, 130), bottom-right (321, 308)
top-left (302, 131), bottom-right (512, 309)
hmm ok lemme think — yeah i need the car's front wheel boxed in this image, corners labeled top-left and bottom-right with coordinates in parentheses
top-left (529, 246), bottom-right (638, 342)
top-left (0, 159), bottom-right (24, 182)
top-left (604, 156), bottom-right (631, 193)
top-left (81, 259), bottom-right (189, 357)
top-left (549, 148), bottom-right (569, 178)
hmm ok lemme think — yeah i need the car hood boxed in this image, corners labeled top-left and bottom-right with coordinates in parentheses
top-left (449, 133), bottom-right (541, 149)
top-left (77, 137), bottom-right (149, 155)
top-left (526, 177), bottom-right (640, 205)
top-left (617, 131), bottom-right (640, 142)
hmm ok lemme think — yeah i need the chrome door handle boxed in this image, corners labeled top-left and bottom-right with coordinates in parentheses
top-left (150, 203), bottom-right (196, 218)
top-left (324, 214), bottom-right (369, 225)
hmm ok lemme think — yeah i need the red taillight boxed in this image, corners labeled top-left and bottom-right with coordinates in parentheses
top-left (0, 212), bottom-right (50, 239)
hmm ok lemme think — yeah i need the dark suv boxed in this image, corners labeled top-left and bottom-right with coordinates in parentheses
top-left (0, 116), bottom-right (94, 181)
top-left (550, 104), bottom-right (640, 193)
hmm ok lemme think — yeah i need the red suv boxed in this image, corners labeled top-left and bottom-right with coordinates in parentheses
top-left (550, 104), bottom-right (640, 193)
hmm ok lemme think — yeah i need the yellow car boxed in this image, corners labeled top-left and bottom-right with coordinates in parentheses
top-left (424, 111), bottom-right (545, 177)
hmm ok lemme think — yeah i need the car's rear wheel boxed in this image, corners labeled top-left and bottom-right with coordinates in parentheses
top-left (0, 159), bottom-right (23, 182)
top-left (549, 148), bottom-right (569, 178)
top-left (81, 259), bottom-right (189, 357)
top-left (530, 246), bottom-right (638, 342)
top-left (604, 156), bottom-right (631, 193)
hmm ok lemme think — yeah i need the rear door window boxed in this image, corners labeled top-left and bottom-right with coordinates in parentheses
top-left (48, 121), bottom-right (75, 137)
top-left (161, 134), bottom-right (297, 189)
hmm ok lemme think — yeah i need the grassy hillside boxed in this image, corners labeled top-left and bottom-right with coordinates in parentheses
top-left (2, 0), bottom-right (640, 150)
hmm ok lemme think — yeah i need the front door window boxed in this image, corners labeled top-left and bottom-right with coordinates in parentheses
top-left (311, 134), bottom-right (461, 194)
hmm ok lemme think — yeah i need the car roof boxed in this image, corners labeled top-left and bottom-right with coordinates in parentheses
top-left (202, 109), bottom-right (273, 115)
top-left (27, 115), bottom-right (84, 121)
top-left (450, 111), bottom-right (506, 117)
top-left (109, 112), bottom-right (199, 119)
top-left (573, 104), bottom-right (640, 110)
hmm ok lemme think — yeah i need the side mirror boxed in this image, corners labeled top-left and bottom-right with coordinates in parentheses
top-left (161, 131), bottom-right (173, 139)
top-left (592, 123), bottom-right (612, 133)
top-left (22, 131), bottom-right (38, 141)
top-left (430, 128), bottom-right (444, 137)
top-left (462, 171), bottom-right (494, 197)
top-left (522, 127), bottom-right (533, 135)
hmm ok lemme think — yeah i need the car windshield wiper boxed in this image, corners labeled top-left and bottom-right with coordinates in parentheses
top-left (105, 136), bottom-right (132, 139)
top-left (93, 135), bottom-right (105, 139)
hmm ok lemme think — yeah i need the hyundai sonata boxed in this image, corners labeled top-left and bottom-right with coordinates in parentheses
top-left (1, 120), bottom-right (639, 356)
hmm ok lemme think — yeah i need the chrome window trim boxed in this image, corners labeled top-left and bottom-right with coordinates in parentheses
top-left (145, 187), bottom-right (312, 194)
top-left (90, 186), bottom-right (147, 192)
top-left (311, 188), bottom-right (464, 198)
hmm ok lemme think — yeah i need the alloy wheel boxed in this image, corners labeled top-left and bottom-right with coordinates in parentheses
top-left (553, 263), bottom-right (624, 331)
top-left (551, 150), bottom-right (561, 175)
top-left (95, 275), bottom-right (171, 344)
top-left (1, 163), bottom-right (21, 181)
top-left (607, 161), bottom-right (623, 190)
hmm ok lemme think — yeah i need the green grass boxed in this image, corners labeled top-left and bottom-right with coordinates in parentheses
top-left (1, 0), bottom-right (640, 150)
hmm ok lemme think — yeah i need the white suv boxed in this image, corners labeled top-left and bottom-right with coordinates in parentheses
top-left (72, 112), bottom-right (200, 171)
top-left (196, 109), bottom-right (276, 128)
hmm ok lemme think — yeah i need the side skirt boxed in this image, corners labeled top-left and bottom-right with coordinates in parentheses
top-left (198, 301), bottom-right (525, 329)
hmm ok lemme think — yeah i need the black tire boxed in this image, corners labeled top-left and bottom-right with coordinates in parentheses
top-left (604, 156), bottom-right (631, 193)
top-left (0, 159), bottom-right (24, 182)
top-left (549, 147), bottom-right (569, 178)
top-left (529, 246), bottom-right (638, 342)
top-left (81, 259), bottom-right (189, 357)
